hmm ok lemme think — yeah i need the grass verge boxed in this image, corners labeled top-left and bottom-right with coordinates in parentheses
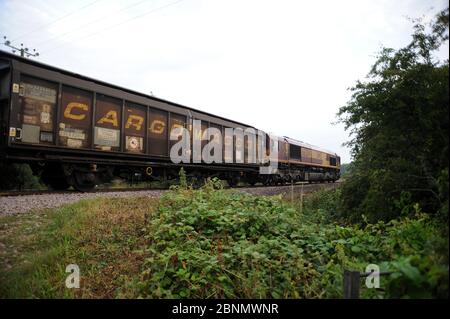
top-left (0, 197), bottom-right (156, 298)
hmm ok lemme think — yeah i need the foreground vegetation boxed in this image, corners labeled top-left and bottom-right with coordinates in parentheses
top-left (1, 180), bottom-right (447, 298)
top-left (132, 182), bottom-right (448, 298)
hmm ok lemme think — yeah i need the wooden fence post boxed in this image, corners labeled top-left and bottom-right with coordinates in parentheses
top-left (290, 179), bottom-right (294, 203)
top-left (343, 270), bottom-right (360, 299)
top-left (299, 182), bottom-right (304, 214)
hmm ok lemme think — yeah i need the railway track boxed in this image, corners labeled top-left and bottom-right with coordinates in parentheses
top-left (0, 181), bottom-right (340, 197)
top-left (0, 181), bottom-right (340, 215)
top-left (0, 187), bottom-right (165, 197)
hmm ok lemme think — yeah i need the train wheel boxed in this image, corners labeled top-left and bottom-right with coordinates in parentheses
top-left (72, 171), bottom-right (96, 192)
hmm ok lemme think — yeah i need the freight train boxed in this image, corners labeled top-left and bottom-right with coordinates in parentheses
top-left (0, 50), bottom-right (340, 191)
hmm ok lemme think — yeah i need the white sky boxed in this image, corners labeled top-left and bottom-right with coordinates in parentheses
top-left (1, 0), bottom-right (448, 163)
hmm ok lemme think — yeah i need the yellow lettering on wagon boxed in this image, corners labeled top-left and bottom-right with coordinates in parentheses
top-left (125, 115), bottom-right (144, 131)
top-left (97, 110), bottom-right (118, 127)
top-left (150, 120), bottom-right (165, 134)
top-left (64, 102), bottom-right (88, 120)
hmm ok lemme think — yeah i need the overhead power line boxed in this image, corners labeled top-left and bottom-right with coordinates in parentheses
top-left (2, 36), bottom-right (39, 58)
top-left (35, 0), bottom-right (150, 48)
top-left (40, 0), bottom-right (186, 55)
top-left (10, 0), bottom-right (103, 42)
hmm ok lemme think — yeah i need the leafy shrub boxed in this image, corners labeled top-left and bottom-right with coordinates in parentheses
top-left (302, 188), bottom-right (342, 223)
top-left (134, 180), bottom-right (448, 298)
top-left (302, 189), bottom-right (449, 298)
top-left (138, 179), bottom-right (318, 298)
top-left (0, 163), bottom-right (44, 190)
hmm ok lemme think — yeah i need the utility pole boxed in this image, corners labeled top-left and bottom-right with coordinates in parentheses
top-left (2, 36), bottom-right (39, 58)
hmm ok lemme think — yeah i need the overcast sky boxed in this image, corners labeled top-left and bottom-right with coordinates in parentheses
top-left (1, 0), bottom-right (448, 163)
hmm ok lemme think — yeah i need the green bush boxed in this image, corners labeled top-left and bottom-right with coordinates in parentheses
top-left (302, 188), bottom-right (342, 223)
top-left (139, 180), bottom-right (317, 298)
top-left (134, 181), bottom-right (448, 298)
top-left (0, 163), bottom-right (44, 190)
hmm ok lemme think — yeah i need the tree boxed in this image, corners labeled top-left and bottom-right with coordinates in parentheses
top-left (337, 8), bottom-right (449, 222)
top-left (339, 163), bottom-right (353, 178)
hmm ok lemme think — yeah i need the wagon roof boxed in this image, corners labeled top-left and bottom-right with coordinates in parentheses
top-left (282, 136), bottom-right (339, 157)
top-left (0, 50), bottom-right (254, 128)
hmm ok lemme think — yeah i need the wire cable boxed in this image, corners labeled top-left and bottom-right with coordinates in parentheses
top-left (11, 0), bottom-right (103, 41)
top-left (40, 0), bottom-right (186, 55)
top-left (35, 0), bottom-right (150, 48)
